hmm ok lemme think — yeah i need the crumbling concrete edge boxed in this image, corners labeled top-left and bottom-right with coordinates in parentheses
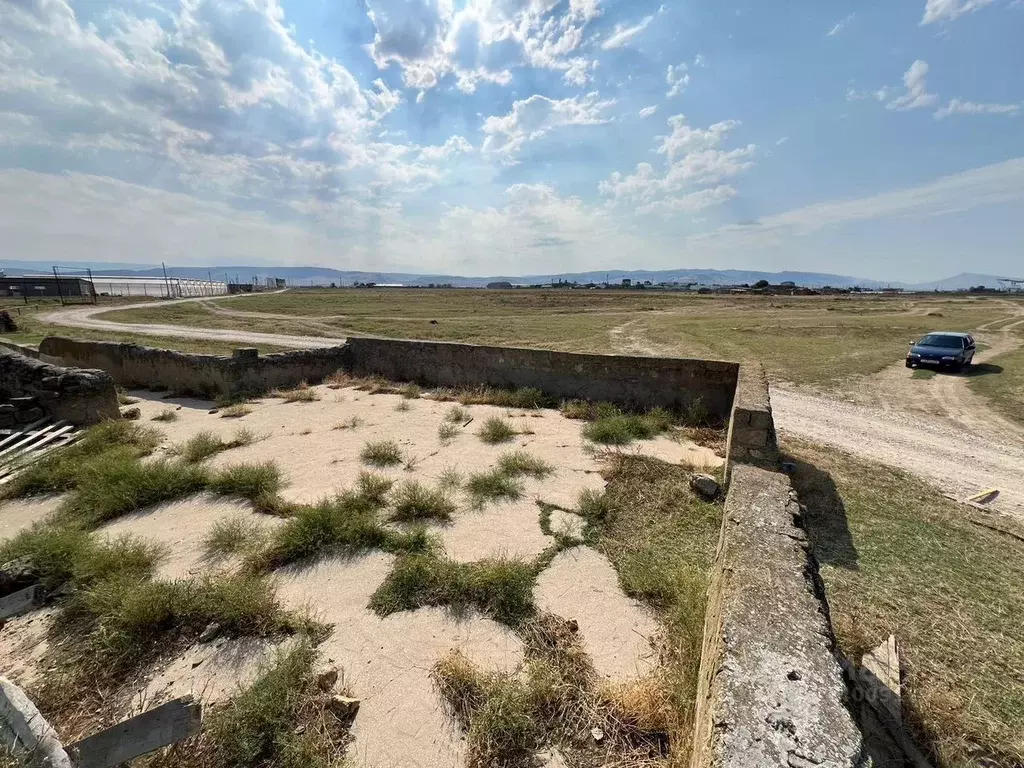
top-left (724, 362), bottom-right (778, 469)
top-left (0, 676), bottom-right (73, 768)
top-left (692, 370), bottom-right (867, 768)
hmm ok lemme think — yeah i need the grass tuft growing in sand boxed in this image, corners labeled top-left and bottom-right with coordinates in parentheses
top-left (359, 439), bottom-right (403, 467)
top-left (476, 417), bottom-right (518, 444)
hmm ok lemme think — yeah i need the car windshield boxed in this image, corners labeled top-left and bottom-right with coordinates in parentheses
top-left (918, 335), bottom-right (964, 349)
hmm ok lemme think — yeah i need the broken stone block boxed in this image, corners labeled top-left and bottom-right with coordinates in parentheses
top-left (690, 474), bottom-right (720, 500)
top-left (316, 668), bottom-right (339, 691)
top-left (327, 695), bottom-right (360, 719)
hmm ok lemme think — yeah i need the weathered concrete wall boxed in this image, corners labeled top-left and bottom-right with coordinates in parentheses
top-left (0, 349), bottom-right (119, 426)
top-left (38, 338), bottom-right (349, 399)
top-left (1, 676), bottom-right (74, 768)
top-left (724, 363), bottom-right (778, 468)
top-left (691, 463), bottom-right (865, 768)
top-left (39, 336), bottom-right (740, 418)
top-left (342, 337), bottom-right (739, 418)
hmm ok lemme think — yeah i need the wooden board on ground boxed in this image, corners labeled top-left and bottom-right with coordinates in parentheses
top-left (68, 696), bottom-right (202, 768)
top-left (0, 585), bottom-right (40, 621)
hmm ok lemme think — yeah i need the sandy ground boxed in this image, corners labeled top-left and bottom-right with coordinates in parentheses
top-left (132, 387), bottom-right (720, 511)
top-left (0, 495), bottom-right (65, 543)
top-left (535, 547), bottom-right (658, 680)
top-left (2, 385), bottom-right (715, 768)
top-left (98, 493), bottom-right (282, 580)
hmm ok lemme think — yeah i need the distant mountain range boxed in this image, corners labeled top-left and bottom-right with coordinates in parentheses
top-left (0, 259), bottom-right (1011, 291)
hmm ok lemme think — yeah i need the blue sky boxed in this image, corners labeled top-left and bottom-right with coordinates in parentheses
top-left (0, 0), bottom-right (1021, 281)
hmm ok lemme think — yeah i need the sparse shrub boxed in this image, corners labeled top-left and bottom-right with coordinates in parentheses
top-left (222, 404), bottom-right (254, 419)
top-left (582, 411), bottom-right (671, 445)
top-left (117, 389), bottom-right (140, 406)
top-left (438, 422), bottom-right (460, 443)
top-left (477, 417), bottom-right (517, 444)
top-left (357, 472), bottom-right (394, 506)
top-left (559, 400), bottom-right (591, 420)
top-left (272, 383), bottom-right (320, 403)
top-left (445, 405), bottom-right (469, 423)
top-left (400, 383), bottom-right (422, 399)
top-left (395, 399), bottom-right (411, 412)
top-left (152, 408), bottom-right (178, 422)
top-left (682, 397), bottom-right (710, 427)
top-left (360, 439), bottom-right (403, 467)
top-left (333, 416), bottom-right (364, 430)
top-left (176, 428), bottom-right (256, 463)
top-left (496, 451), bottom-right (553, 479)
top-left (390, 480), bottom-right (456, 522)
top-left (438, 466), bottom-right (463, 490)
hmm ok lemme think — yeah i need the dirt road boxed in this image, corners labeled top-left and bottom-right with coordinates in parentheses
top-left (44, 296), bottom-right (1024, 517)
top-left (40, 295), bottom-right (348, 349)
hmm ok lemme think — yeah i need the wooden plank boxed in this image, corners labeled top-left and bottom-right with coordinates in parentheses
top-left (0, 418), bottom-right (49, 451)
top-left (68, 697), bottom-right (202, 768)
top-left (0, 584), bottom-right (40, 621)
top-left (16, 424), bottom-right (73, 457)
top-left (860, 635), bottom-right (901, 725)
top-left (0, 422), bottom-right (61, 460)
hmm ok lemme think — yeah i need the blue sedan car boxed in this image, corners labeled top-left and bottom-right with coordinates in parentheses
top-left (905, 331), bottom-right (976, 372)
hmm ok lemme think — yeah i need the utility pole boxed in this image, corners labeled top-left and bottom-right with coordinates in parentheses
top-left (162, 262), bottom-right (172, 299)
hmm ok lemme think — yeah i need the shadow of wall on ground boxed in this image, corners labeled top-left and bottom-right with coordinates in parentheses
top-left (785, 454), bottom-right (859, 570)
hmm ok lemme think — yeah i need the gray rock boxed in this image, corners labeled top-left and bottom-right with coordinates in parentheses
top-left (0, 556), bottom-right (39, 596)
top-left (327, 695), bottom-right (360, 720)
top-left (198, 622), bottom-right (221, 643)
top-left (122, 406), bottom-right (142, 420)
top-left (690, 474), bottom-right (720, 500)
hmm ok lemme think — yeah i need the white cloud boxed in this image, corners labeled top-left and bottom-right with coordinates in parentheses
top-left (639, 106), bottom-right (659, 118)
top-left (563, 57), bottom-right (597, 86)
top-left (693, 54), bottom-right (706, 68)
top-left (482, 92), bottom-right (615, 157)
top-left (600, 114), bottom-right (754, 217)
top-left (934, 98), bottom-right (1021, 118)
top-left (921, 0), bottom-right (996, 24)
top-left (827, 13), bottom-right (855, 36)
top-left (364, 0), bottom-right (604, 94)
top-left (886, 60), bottom-right (938, 111)
top-left (600, 15), bottom-right (653, 49)
top-left (420, 135), bottom-right (474, 161)
top-left (666, 64), bottom-right (690, 98)
top-left (776, 136), bottom-right (789, 146)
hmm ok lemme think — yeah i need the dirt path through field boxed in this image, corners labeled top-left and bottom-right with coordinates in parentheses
top-left (40, 293), bottom-right (349, 349)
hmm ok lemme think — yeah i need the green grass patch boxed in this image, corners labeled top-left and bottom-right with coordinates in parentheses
top-left (200, 640), bottom-right (351, 768)
top-left (370, 554), bottom-right (536, 626)
top-left (59, 452), bottom-right (210, 526)
top-left (176, 428), bottom-right (256, 463)
top-left (209, 462), bottom-right (284, 508)
top-left (465, 470), bottom-right (523, 508)
top-left (476, 417), bottom-right (518, 444)
top-left (360, 439), bottom-right (403, 467)
top-left (969, 338), bottom-right (1024, 427)
top-left (250, 490), bottom-right (433, 570)
top-left (496, 450), bottom-right (553, 479)
top-left (786, 439), bottom-right (1024, 767)
top-left (592, 455), bottom-right (723, 764)
top-left (390, 480), bottom-right (457, 523)
top-left (356, 471), bottom-right (394, 506)
top-left (204, 516), bottom-right (269, 559)
top-left (582, 410), bottom-right (672, 446)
